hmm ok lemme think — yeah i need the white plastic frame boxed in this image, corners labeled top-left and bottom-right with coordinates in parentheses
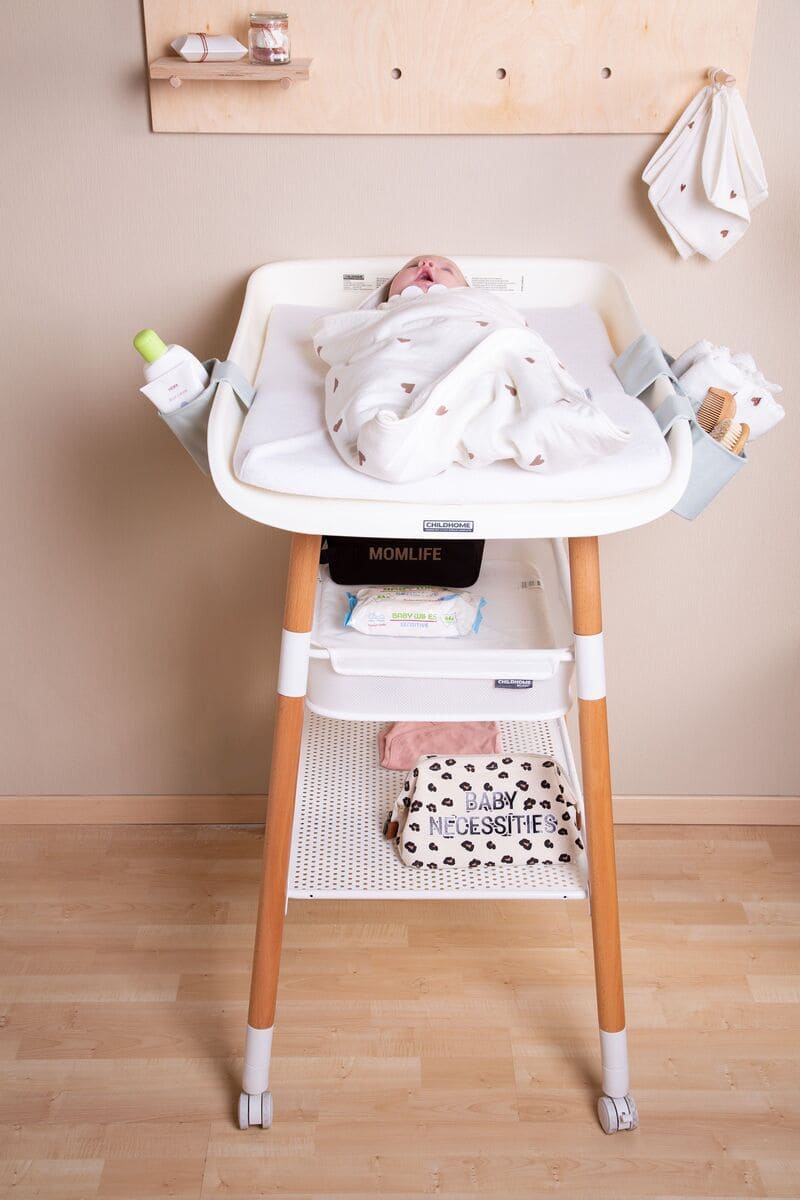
top-left (208, 257), bottom-right (692, 538)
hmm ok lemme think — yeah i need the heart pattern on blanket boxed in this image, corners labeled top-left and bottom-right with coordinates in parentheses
top-left (720, 229), bottom-right (729, 238)
top-left (680, 183), bottom-right (686, 191)
top-left (751, 395), bottom-right (762, 406)
top-left (313, 288), bottom-right (630, 483)
top-left (730, 189), bottom-right (737, 199)
top-left (316, 345), bottom-right (323, 357)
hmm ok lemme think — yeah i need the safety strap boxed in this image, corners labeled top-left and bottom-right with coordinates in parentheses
top-left (208, 358), bottom-right (255, 410)
top-left (613, 334), bottom-right (695, 432)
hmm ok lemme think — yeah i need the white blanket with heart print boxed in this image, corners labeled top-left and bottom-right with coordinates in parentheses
top-left (311, 289), bottom-right (631, 483)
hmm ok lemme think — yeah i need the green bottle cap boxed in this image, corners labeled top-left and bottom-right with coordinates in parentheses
top-left (134, 328), bottom-right (169, 364)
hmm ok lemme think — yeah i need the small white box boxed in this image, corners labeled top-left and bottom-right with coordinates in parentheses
top-left (170, 34), bottom-right (247, 62)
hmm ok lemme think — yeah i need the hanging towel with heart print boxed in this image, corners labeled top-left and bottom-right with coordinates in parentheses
top-left (384, 753), bottom-right (583, 869)
top-left (642, 83), bottom-right (767, 261)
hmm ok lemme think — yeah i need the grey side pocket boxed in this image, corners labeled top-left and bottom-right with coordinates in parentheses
top-left (673, 424), bottom-right (747, 520)
top-left (158, 359), bottom-right (254, 476)
top-left (614, 335), bottom-right (747, 521)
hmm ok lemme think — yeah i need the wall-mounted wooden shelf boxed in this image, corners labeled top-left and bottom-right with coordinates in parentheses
top-left (149, 56), bottom-right (311, 89)
top-left (143, 0), bottom-right (759, 134)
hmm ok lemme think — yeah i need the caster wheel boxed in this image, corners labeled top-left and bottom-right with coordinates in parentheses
top-left (237, 1090), bottom-right (273, 1129)
top-left (597, 1093), bottom-right (639, 1135)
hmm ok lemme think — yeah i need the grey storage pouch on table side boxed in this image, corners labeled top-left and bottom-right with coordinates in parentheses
top-left (158, 359), bottom-right (254, 476)
top-left (613, 334), bottom-right (747, 520)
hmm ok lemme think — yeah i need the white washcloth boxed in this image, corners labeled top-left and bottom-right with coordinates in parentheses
top-left (643, 83), bottom-right (767, 261)
top-left (674, 341), bottom-right (784, 440)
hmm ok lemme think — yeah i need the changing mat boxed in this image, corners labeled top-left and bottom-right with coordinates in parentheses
top-left (234, 303), bottom-right (671, 502)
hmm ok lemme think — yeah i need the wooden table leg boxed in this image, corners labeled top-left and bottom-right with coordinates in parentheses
top-left (238, 532), bottom-right (321, 1130)
top-left (568, 536), bottom-right (638, 1134)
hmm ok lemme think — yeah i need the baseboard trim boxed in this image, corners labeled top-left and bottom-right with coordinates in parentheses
top-left (612, 795), bottom-right (800, 825)
top-left (0, 795), bottom-right (267, 824)
top-left (0, 794), bottom-right (798, 825)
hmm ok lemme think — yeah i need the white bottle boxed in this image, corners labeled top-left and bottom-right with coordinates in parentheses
top-left (134, 328), bottom-right (209, 414)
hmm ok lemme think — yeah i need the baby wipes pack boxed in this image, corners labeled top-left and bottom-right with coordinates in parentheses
top-left (385, 753), bottom-right (583, 869)
top-left (345, 586), bottom-right (485, 638)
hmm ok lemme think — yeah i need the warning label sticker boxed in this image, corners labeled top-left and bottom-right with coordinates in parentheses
top-left (470, 274), bottom-right (526, 294)
top-left (341, 273), bottom-right (392, 293)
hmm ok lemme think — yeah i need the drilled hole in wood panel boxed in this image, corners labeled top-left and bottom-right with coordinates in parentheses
top-left (496, 67), bottom-right (507, 79)
top-left (600, 66), bottom-right (612, 78)
top-left (391, 67), bottom-right (402, 79)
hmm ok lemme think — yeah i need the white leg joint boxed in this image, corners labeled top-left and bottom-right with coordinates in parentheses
top-left (599, 1028), bottom-right (630, 1098)
top-left (575, 632), bottom-right (606, 701)
top-left (277, 630), bottom-right (311, 698)
top-left (242, 1024), bottom-right (273, 1095)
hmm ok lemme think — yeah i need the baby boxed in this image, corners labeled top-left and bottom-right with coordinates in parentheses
top-left (313, 253), bottom-right (630, 483)
top-left (387, 254), bottom-right (468, 299)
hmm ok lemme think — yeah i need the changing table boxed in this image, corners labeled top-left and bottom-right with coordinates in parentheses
top-left (207, 257), bottom-right (693, 1134)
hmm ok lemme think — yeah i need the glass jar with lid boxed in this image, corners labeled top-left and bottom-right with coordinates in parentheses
top-left (249, 13), bottom-right (291, 65)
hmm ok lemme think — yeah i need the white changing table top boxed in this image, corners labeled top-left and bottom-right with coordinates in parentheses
top-left (208, 257), bottom-right (692, 538)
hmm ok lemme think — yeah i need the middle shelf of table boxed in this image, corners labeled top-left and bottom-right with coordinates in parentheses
top-left (307, 538), bottom-right (576, 723)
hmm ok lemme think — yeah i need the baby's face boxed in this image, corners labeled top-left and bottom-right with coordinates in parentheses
top-left (388, 255), bottom-right (467, 297)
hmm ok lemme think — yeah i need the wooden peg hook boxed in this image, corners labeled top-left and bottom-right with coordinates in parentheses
top-left (708, 66), bottom-right (736, 87)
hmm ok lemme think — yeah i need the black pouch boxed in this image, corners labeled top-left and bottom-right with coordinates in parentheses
top-left (324, 537), bottom-right (485, 588)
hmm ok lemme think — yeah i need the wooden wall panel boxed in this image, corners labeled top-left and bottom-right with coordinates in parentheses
top-left (143, 0), bottom-right (759, 134)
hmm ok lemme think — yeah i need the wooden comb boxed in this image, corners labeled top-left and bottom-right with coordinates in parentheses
top-left (697, 386), bottom-right (736, 433)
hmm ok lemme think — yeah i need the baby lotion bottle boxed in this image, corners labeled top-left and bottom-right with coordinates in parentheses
top-left (134, 329), bottom-right (209, 414)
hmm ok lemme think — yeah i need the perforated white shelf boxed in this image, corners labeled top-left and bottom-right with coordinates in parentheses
top-left (288, 712), bottom-right (587, 900)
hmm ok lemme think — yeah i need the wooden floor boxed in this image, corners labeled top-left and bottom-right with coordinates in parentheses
top-left (0, 825), bottom-right (798, 1200)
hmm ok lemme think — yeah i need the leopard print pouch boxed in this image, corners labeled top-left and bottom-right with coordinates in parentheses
top-left (385, 753), bottom-right (582, 869)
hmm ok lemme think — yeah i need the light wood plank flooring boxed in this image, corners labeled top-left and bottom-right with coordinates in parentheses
top-left (0, 825), bottom-right (798, 1199)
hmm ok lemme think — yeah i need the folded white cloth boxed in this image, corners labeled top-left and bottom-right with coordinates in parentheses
top-left (643, 83), bottom-right (767, 261)
top-left (673, 340), bottom-right (784, 440)
top-left (311, 288), bottom-right (630, 483)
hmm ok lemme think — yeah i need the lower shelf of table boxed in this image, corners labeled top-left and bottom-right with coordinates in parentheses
top-left (288, 712), bottom-right (588, 901)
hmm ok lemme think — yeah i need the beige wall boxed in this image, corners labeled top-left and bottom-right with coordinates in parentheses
top-left (2, 1), bottom-right (798, 801)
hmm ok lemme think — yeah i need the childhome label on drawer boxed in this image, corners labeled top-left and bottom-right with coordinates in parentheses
top-left (422, 519), bottom-right (474, 533)
top-left (494, 678), bottom-right (534, 690)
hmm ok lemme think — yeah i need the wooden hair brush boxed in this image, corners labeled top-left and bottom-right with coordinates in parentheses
top-left (711, 419), bottom-right (750, 456)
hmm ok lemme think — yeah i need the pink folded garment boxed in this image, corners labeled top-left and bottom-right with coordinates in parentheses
top-left (378, 721), bottom-right (502, 771)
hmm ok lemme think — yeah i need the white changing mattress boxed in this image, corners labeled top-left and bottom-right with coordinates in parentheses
top-left (234, 302), bottom-right (671, 502)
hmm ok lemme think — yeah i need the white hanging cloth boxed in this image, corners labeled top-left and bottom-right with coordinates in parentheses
top-left (642, 78), bottom-right (768, 261)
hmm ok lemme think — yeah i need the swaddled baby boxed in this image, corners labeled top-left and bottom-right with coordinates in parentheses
top-left (311, 254), bottom-right (629, 484)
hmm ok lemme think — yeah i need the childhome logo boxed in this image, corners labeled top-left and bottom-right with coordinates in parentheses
top-left (423, 519), bottom-right (475, 533)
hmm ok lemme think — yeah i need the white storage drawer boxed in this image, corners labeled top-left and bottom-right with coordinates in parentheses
top-left (306, 539), bottom-right (574, 722)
